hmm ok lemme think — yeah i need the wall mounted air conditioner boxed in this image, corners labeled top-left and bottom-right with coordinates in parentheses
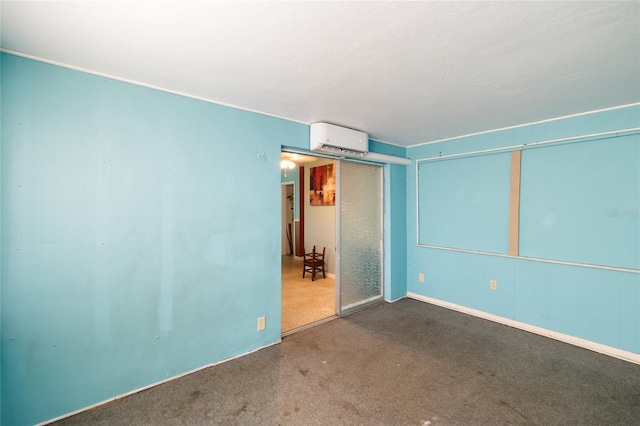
top-left (310, 122), bottom-right (368, 158)
top-left (309, 122), bottom-right (411, 166)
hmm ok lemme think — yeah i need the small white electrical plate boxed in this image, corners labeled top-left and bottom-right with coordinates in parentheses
top-left (419, 273), bottom-right (425, 283)
top-left (490, 280), bottom-right (498, 290)
top-left (257, 316), bottom-right (266, 331)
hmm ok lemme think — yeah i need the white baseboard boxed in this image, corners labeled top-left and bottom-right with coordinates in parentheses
top-left (407, 292), bottom-right (640, 365)
top-left (38, 340), bottom-right (281, 425)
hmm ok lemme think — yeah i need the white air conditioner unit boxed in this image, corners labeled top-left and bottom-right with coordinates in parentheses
top-left (310, 122), bottom-right (368, 158)
top-left (309, 122), bottom-right (411, 166)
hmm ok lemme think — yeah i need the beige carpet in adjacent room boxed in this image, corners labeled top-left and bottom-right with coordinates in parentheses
top-left (281, 255), bottom-right (335, 332)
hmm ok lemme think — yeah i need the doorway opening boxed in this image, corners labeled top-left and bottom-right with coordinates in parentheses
top-left (281, 152), bottom-right (337, 334)
top-left (280, 152), bottom-right (385, 335)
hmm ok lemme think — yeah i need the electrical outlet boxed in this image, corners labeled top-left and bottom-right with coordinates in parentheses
top-left (490, 280), bottom-right (498, 290)
top-left (257, 316), bottom-right (266, 331)
top-left (418, 273), bottom-right (425, 283)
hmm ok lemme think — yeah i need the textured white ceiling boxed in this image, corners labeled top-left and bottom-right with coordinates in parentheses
top-left (1, 1), bottom-right (639, 147)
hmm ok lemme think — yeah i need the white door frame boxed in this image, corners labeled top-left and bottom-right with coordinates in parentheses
top-left (281, 181), bottom-right (295, 256)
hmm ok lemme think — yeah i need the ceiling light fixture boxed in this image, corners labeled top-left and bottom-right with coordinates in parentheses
top-left (280, 159), bottom-right (296, 177)
top-left (280, 159), bottom-right (295, 170)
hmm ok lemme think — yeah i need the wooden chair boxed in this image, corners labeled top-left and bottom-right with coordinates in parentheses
top-left (303, 246), bottom-right (326, 281)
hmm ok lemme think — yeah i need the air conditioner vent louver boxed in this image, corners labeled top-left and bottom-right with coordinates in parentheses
top-left (318, 145), bottom-right (342, 153)
top-left (318, 144), bottom-right (366, 158)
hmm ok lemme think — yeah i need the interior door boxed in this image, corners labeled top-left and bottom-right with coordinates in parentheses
top-left (336, 160), bottom-right (384, 315)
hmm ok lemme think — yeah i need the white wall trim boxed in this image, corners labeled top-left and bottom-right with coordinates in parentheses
top-left (281, 181), bottom-right (296, 256)
top-left (37, 340), bottom-right (281, 425)
top-left (414, 244), bottom-right (640, 274)
top-left (1, 48), bottom-right (309, 126)
top-left (408, 102), bottom-right (640, 148)
top-left (407, 292), bottom-right (640, 365)
top-left (414, 127), bottom-right (640, 274)
top-left (369, 137), bottom-right (407, 149)
top-left (415, 128), bottom-right (640, 163)
top-left (0, 50), bottom-right (408, 150)
top-left (385, 295), bottom-right (406, 303)
top-left (5, 50), bottom-right (637, 152)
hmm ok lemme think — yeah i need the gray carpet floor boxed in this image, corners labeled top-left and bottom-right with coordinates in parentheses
top-left (53, 298), bottom-right (640, 425)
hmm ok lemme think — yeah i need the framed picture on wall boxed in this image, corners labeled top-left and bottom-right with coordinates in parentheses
top-left (310, 164), bottom-right (335, 206)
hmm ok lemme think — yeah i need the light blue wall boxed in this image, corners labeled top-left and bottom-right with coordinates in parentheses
top-left (407, 105), bottom-right (640, 355)
top-left (384, 163), bottom-right (407, 301)
top-left (371, 140), bottom-right (408, 301)
top-left (0, 53), bottom-right (408, 425)
top-left (418, 152), bottom-right (512, 253)
top-left (0, 53), bottom-right (311, 425)
top-left (519, 136), bottom-right (638, 269)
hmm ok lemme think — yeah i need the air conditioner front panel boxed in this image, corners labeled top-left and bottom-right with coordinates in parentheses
top-left (310, 122), bottom-right (368, 154)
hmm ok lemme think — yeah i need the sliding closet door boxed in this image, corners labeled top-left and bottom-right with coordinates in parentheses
top-left (336, 160), bottom-right (383, 315)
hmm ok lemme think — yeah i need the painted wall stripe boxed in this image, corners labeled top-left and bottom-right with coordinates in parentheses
top-left (508, 150), bottom-right (521, 257)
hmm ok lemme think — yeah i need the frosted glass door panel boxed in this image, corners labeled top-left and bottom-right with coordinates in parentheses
top-left (338, 161), bottom-right (383, 315)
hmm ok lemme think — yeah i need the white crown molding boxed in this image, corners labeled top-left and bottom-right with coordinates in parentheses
top-left (0, 48), bottom-right (309, 126)
top-left (408, 102), bottom-right (640, 149)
